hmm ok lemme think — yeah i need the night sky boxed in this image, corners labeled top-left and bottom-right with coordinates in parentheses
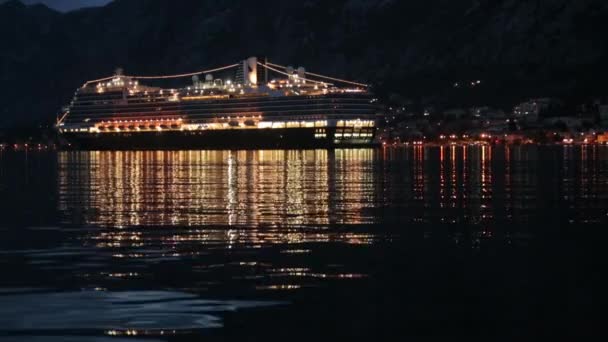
top-left (20, 0), bottom-right (113, 11)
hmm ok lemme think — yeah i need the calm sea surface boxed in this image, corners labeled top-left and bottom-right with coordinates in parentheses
top-left (0, 146), bottom-right (602, 340)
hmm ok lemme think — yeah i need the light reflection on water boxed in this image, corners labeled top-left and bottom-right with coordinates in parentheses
top-left (41, 146), bottom-right (608, 292)
top-left (57, 149), bottom-right (379, 227)
top-left (55, 146), bottom-right (608, 230)
top-left (46, 145), bottom-right (608, 295)
top-left (1, 146), bottom-right (607, 340)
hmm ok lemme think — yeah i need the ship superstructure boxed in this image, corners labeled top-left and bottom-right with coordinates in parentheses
top-left (57, 57), bottom-right (378, 149)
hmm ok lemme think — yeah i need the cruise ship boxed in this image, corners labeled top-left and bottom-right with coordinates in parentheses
top-left (57, 57), bottom-right (378, 149)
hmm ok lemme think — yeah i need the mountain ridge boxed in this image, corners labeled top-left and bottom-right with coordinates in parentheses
top-left (1, 0), bottom-right (607, 125)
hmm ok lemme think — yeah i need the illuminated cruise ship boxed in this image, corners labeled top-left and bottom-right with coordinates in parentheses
top-left (57, 57), bottom-right (378, 149)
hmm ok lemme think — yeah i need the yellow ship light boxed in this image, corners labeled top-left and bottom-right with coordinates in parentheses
top-left (181, 95), bottom-right (230, 101)
top-left (337, 120), bottom-right (374, 128)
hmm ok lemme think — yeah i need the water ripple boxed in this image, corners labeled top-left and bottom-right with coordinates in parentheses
top-left (0, 290), bottom-right (281, 337)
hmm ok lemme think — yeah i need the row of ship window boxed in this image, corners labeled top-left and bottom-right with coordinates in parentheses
top-left (65, 105), bottom-right (376, 115)
top-left (73, 97), bottom-right (372, 103)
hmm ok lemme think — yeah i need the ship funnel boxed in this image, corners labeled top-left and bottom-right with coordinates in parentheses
top-left (297, 67), bottom-right (306, 83)
top-left (244, 56), bottom-right (258, 86)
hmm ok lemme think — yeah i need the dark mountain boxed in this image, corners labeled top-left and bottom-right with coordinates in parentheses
top-left (1, 0), bottom-right (608, 126)
top-left (0, 0), bottom-right (113, 12)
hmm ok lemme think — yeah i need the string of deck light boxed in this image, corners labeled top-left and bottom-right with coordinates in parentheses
top-left (83, 63), bottom-right (240, 86)
top-left (258, 63), bottom-right (333, 86)
top-left (83, 61), bottom-right (363, 88)
top-left (126, 63), bottom-right (240, 80)
top-left (266, 62), bottom-right (369, 88)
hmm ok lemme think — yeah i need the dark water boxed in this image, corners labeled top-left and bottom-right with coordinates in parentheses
top-left (0, 146), bottom-right (602, 340)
